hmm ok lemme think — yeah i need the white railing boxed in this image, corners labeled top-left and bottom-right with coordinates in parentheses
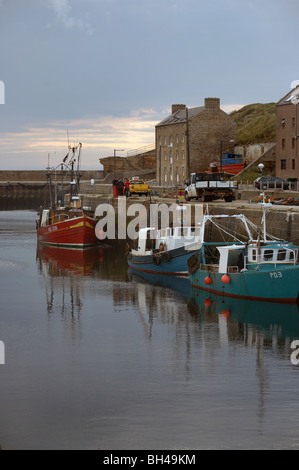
top-left (126, 144), bottom-right (155, 157)
top-left (238, 181), bottom-right (299, 191)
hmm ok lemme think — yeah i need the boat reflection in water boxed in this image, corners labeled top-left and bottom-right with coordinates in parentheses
top-left (128, 266), bottom-right (299, 345)
top-left (36, 243), bottom-right (102, 325)
top-left (127, 267), bottom-right (192, 298)
top-left (36, 242), bottom-right (129, 320)
top-left (190, 289), bottom-right (299, 342)
top-left (37, 243), bottom-right (101, 277)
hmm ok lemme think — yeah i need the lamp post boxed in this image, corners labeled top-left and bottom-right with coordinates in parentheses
top-left (220, 139), bottom-right (235, 172)
top-left (114, 149), bottom-right (125, 176)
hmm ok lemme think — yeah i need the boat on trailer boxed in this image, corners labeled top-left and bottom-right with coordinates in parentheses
top-left (188, 204), bottom-right (299, 304)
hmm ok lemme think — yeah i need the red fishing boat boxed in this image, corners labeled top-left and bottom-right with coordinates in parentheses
top-left (36, 142), bottom-right (98, 248)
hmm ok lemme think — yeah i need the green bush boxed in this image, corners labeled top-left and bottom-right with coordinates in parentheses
top-left (236, 167), bottom-right (261, 183)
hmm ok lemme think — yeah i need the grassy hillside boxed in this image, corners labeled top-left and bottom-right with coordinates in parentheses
top-left (230, 103), bottom-right (276, 145)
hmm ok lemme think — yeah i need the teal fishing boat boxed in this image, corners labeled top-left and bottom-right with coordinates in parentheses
top-left (188, 205), bottom-right (299, 304)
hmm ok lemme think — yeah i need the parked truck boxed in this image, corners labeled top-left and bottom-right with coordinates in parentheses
top-left (184, 172), bottom-right (238, 202)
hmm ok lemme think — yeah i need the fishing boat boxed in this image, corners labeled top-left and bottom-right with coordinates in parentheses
top-left (126, 222), bottom-right (203, 277)
top-left (36, 142), bottom-right (98, 248)
top-left (187, 202), bottom-right (299, 304)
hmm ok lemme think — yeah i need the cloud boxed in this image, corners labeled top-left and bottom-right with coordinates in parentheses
top-left (0, 109), bottom-right (158, 169)
top-left (0, 104), bottom-right (246, 169)
top-left (221, 104), bottom-right (246, 114)
top-left (49, 0), bottom-right (94, 35)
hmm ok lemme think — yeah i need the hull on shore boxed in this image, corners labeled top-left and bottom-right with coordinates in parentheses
top-left (190, 266), bottom-right (299, 304)
top-left (37, 215), bottom-right (97, 248)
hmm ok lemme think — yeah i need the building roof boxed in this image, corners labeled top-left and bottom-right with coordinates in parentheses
top-left (277, 86), bottom-right (299, 106)
top-left (156, 106), bottom-right (205, 127)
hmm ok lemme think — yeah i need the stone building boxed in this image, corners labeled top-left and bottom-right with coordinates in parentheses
top-left (276, 86), bottom-right (299, 180)
top-left (155, 98), bottom-right (237, 184)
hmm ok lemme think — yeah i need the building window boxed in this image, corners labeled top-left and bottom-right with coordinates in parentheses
top-left (176, 167), bottom-right (179, 182)
top-left (169, 135), bottom-right (172, 147)
top-left (282, 139), bottom-right (286, 150)
top-left (293, 117), bottom-right (296, 128)
top-left (182, 150), bottom-right (185, 160)
top-left (164, 151), bottom-right (167, 161)
top-left (176, 150), bottom-right (179, 160)
top-left (281, 119), bottom-right (286, 129)
top-left (182, 166), bottom-right (185, 177)
top-left (292, 159), bottom-right (296, 170)
top-left (182, 135), bottom-right (185, 143)
top-left (170, 150), bottom-right (173, 164)
top-left (281, 159), bottom-right (287, 170)
top-left (170, 167), bottom-right (173, 181)
top-left (158, 136), bottom-right (161, 146)
top-left (176, 135), bottom-right (179, 144)
top-left (164, 136), bottom-right (167, 145)
top-left (164, 168), bottom-right (167, 182)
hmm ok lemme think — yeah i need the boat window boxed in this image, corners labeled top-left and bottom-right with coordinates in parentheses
top-left (146, 230), bottom-right (155, 250)
top-left (290, 250), bottom-right (295, 261)
top-left (263, 249), bottom-right (274, 261)
top-left (251, 249), bottom-right (257, 261)
top-left (277, 249), bottom-right (287, 261)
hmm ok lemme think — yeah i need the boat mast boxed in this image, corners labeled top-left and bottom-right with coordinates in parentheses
top-left (76, 142), bottom-right (82, 194)
top-left (68, 142), bottom-right (82, 199)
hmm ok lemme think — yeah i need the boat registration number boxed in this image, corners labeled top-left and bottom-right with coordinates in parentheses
top-left (269, 271), bottom-right (282, 278)
top-left (48, 225), bottom-right (58, 232)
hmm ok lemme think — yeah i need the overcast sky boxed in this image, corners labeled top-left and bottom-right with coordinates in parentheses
top-left (0, 0), bottom-right (299, 170)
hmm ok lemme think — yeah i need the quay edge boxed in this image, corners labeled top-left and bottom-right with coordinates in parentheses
top-left (81, 188), bottom-right (299, 246)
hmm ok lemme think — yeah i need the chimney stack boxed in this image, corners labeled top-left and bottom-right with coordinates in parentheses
top-left (171, 104), bottom-right (186, 114)
top-left (204, 98), bottom-right (220, 109)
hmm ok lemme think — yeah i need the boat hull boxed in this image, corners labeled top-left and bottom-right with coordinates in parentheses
top-left (37, 215), bottom-right (97, 248)
top-left (190, 266), bottom-right (299, 304)
top-left (127, 246), bottom-right (196, 276)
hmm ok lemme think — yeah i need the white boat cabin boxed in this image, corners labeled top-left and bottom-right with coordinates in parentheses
top-left (132, 225), bottom-right (203, 256)
top-left (216, 243), bottom-right (299, 275)
top-left (247, 244), bottom-right (299, 265)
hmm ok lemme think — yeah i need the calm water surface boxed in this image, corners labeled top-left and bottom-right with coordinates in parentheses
top-left (1, 210), bottom-right (299, 450)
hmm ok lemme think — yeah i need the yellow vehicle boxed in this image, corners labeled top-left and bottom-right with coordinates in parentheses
top-left (129, 178), bottom-right (150, 196)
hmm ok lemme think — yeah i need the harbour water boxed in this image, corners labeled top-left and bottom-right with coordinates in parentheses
top-left (1, 210), bottom-right (299, 449)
